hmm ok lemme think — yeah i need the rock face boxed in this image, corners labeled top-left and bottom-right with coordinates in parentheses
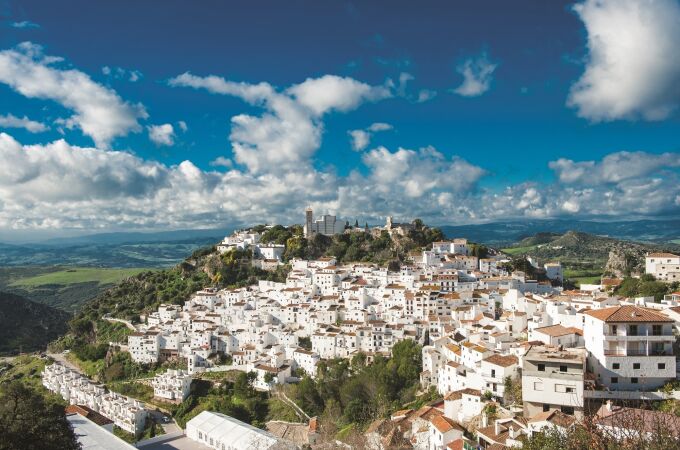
top-left (604, 248), bottom-right (639, 278)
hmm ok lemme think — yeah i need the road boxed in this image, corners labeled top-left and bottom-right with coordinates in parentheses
top-left (102, 315), bottom-right (138, 331)
top-left (47, 352), bottom-right (86, 375)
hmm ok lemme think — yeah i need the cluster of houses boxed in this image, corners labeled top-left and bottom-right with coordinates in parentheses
top-left (42, 362), bottom-right (147, 436)
top-left (110, 223), bottom-right (680, 448)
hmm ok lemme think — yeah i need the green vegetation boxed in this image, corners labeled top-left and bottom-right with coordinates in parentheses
top-left (0, 355), bottom-right (48, 390)
top-left (0, 380), bottom-right (79, 450)
top-left (0, 266), bottom-right (154, 312)
top-left (564, 268), bottom-right (604, 287)
top-left (0, 292), bottom-right (70, 356)
top-left (501, 245), bottom-right (538, 255)
top-left (615, 275), bottom-right (679, 302)
top-left (10, 267), bottom-right (148, 287)
top-left (174, 373), bottom-right (270, 429)
top-left (287, 339), bottom-right (422, 432)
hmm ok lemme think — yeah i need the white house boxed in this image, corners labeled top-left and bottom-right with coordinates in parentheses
top-left (645, 253), bottom-right (680, 282)
top-left (152, 369), bottom-right (192, 403)
top-left (583, 305), bottom-right (676, 391)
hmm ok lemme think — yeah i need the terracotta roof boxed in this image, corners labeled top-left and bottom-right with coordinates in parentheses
top-left (533, 324), bottom-right (580, 337)
top-left (647, 252), bottom-right (679, 258)
top-left (484, 353), bottom-right (518, 367)
top-left (430, 415), bottom-right (463, 434)
top-left (584, 305), bottom-right (673, 323)
top-left (65, 405), bottom-right (112, 426)
top-left (447, 439), bottom-right (464, 450)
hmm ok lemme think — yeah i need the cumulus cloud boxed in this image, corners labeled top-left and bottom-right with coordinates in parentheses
top-left (348, 122), bottom-right (393, 151)
top-left (0, 131), bottom-right (678, 233)
top-left (569, 0), bottom-right (680, 121)
top-left (549, 151), bottom-right (680, 185)
top-left (0, 113), bottom-right (48, 133)
top-left (148, 123), bottom-right (175, 146)
top-left (0, 42), bottom-right (147, 147)
top-left (452, 52), bottom-right (497, 97)
top-left (169, 73), bottom-right (390, 173)
top-left (177, 121), bottom-right (188, 132)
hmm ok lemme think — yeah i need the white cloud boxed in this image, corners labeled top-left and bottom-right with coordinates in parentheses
top-left (148, 124), bottom-right (176, 146)
top-left (0, 131), bottom-right (677, 233)
top-left (11, 21), bottom-right (40, 29)
top-left (549, 151), bottom-right (680, 185)
top-left (348, 122), bottom-right (393, 151)
top-left (569, 0), bottom-right (680, 121)
top-left (177, 121), bottom-right (188, 132)
top-left (348, 129), bottom-right (370, 151)
top-left (0, 42), bottom-right (147, 147)
top-left (417, 89), bottom-right (437, 103)
top-left (210, 157), bottom-right (233, 168)
top-left (0, 113), bottom-right (48, 133)
top-left (102, 65), bottom-right (143, 82)
top-left (452, 52), bottom-right (497, 97)
top-left (169, 73), bottom-right (390, 174)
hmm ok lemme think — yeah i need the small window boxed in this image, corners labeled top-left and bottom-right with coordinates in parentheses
top-left (543, 404), bottom-right (550, 412)
top-left (611, 377), bottom-right (618, 384)
top-left (632, 377), bottom-right (638, 384)
top-left (658, 363), bottom-right (666, 370)
top-left (612, 363), bottom-right (620, 369)
top-left (559, 365), bottom-right (567, 372)
top-left (566, 387), bottom-right (574, 393)
top-left (538, 363), bottom-right (545, 372)
top-left (633, 363), bottom-right (640, 370)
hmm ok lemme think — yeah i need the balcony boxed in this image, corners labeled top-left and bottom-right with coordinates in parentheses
top-left (604, 350), bottom-right (673, 357)
top-left (604, 334), bottom-right (674, 342)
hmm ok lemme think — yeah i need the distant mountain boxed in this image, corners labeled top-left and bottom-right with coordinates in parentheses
top-left (0, 291), bottom-right (70, 355)
top-left (0, 238), bottom-right (223, 268)
top-left (38, 228), bottom-right (231, 246)
top-left (441, 219), bottom-right (680, 245)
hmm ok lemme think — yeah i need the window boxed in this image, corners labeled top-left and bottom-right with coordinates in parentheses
top-left (611, 377), bottom-right (618, 384)
top-left (658, 363), bottom-right (666, 370)
top-left (612, 325), bottom-right (617, 334)
top-left (561, 406), bottom-right (575, 415)
top-left (491, 369), bottom-right (496, 378)
top-left (534, 382), bottom-right (544, 391)
top-left (632, 377), bottom-right (638, 384)
top-left (653, 325), bottom-right (662, 336)
top-left (537, 363), bottom-right (545, 372)
top-left (633, 363), bottom-right (640, 370)
top-left (629, 325), bottom-right (638, 336)
top-left (198, 432), bottom-right (203, 440)
top-left (543, 404), bottom-right (551, 412)
top-left (560, 365), bottom-right (567, 372)
top-left (612, 363), bottom-right (620, 369)
top-left (566, 387), bottom-right (575, 393)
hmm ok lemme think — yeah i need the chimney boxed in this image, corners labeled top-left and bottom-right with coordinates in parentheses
top-left (482, 413), bottom-right (488, 427)
top-left (605, 400), bottom-right (613, 412)
top-left (494, 418), bottom-right (501, 436)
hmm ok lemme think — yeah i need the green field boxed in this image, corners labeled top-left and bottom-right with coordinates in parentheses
top-left (10, 267), bottom-right (148, 287)
top-left (564, 268), bottom-right (603, 287)
top-left (501, 245), bottom-right (537, 255)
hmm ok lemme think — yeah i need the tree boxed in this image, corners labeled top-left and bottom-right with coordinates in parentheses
top-left (0, 381), bottom-right (81, 450)
top-left (503, 375), bottom-right (522, 406)
top-left (264, 372), bottom-right (275, 384)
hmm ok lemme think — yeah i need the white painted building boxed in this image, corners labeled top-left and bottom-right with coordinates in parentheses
top-left (152, 369), bottom-right (192, 403)
top-left (645, 252), bottom-right (680, 282)
top-left (583, 305), bottom-right (676, 391)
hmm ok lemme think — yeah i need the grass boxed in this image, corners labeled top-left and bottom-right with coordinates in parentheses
top-left (564, 268), bottom-right (603, 287)
top-left (501, 245), bottom-right (537, 255)
top-left (0, 355), bottom-right (48, 390)
top-left (10, 267), bottom-right (148, 287)
top-left (66, 352), bottom-right (105, 379)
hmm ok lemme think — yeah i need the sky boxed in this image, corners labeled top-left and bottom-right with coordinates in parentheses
top-left (0, 0), bottom-right (679, 239)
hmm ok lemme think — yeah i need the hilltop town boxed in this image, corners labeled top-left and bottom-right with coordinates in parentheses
top-left (36, 210), bottom-right (680, 449)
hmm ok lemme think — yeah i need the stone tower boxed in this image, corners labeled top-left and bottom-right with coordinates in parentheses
top-left (304, 207), bottom-right (314, 238)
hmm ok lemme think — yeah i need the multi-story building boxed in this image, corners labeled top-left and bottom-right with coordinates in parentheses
top-left (304, 208), bottom-right (344, 237)
top-left (152, 369), bottom-right (192, 403)
top-left (42, 363), bottom-right (147, 436)
top-left (128, 331), bottom-right (160, 364)
top-left (584, 305), bottom-right (676, 391)
top-left (522, 345), bottom-right (586, 418)
top-left (645, 252), bottom-right (680, 282)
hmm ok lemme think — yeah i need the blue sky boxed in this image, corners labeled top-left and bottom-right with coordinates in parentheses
top-left (0, 0), bottom-right (679, 238)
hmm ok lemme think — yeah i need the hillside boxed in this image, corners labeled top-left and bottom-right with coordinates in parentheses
top-left (0, 292), bottom-right (71, 355)
top-left (65, 223), bottom-right (444, 346)
top-left (441, 218), bottom-right (680, 246)
top-left (501, 231), bottom-right (680, 284)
